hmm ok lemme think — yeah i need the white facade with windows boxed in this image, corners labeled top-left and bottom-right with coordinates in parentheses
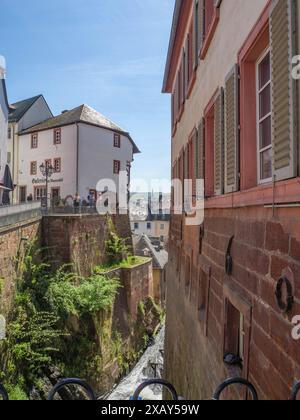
top-left (18, 105), bottom-right (139, 204)
top-left (8, 95), bottom-right (53, 203)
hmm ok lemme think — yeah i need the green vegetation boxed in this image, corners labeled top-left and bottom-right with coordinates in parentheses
top-left (0, 278), bottom-right (4, 295)
top-left (46, 268), bottom-right (120, 319)
top-left (95, 256), bottom-right (151, 274)
top-left (0, 216), bottom-right (162, 400)
top-left (0, 240), bottom-right (121, 399)
top-left (105, 216), bottom-right (130, 265)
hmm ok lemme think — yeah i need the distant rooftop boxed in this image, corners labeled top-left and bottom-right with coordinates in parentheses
top-left (19, 104), bottom-right (140, 154)
top-left (133, 234), bottom-right (168, 270)
top-left (9, 95), bottom-right (48, 123)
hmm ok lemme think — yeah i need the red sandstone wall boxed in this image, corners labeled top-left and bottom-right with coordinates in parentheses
top-left (165, 206), bottom-right (300, 400)
top-left (0, 218), bottom-right (42, 316)
top-left (43, 214), bottom-right (133, 276)
top-left (122, 260), bottom-right (153, 321)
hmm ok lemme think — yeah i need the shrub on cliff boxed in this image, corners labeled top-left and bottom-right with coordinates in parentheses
top-left (46, 271), bottom-right (120, 318)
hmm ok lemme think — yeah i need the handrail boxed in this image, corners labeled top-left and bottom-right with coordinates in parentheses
top-left (290, 381), bottom-right (300, 401)
top-left (47, 378), bottom-right (97, 401)
top-left (0, 384), bottom-right (9, 401)
top-left (212, 378), bottom-right (258, 401)
top-left (132, 379), bottom-right (179, 401)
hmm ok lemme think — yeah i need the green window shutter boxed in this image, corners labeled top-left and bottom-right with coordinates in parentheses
top-left (224, 65), bottom-right (239, 193)
top-left (193, 129), bottom-right (198, 179)
top-left (181, 49), bottom-right (186, 105)
top-left (270, 0), bottom-right (298, 181)
top-left (197, 0), bottom-right (205, 55)
top-left (214, 88), bottom-right (224, 196)
top-left (197, 118), bottom-right (205, 180)
top-left (185, 38), bottom-right (189, 96)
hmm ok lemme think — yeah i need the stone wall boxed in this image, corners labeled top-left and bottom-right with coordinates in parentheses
top-left (165, 206), bottom-right (300, 400)
top-left (122, 260), bottom-right (153, 322)
top-left (0, 216), bottom-right (42, 316)
top-left (42, 214), bottom-right (133, 276)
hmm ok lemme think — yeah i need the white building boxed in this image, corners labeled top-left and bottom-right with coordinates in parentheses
top-left (0, 58), bottom-right (10, 205)
top-left (18, 104), bottom-right (140, 203)
top-left (8, 95), bottom-right (53, 203)
top-left (130, 193), bottom-right (171, 242)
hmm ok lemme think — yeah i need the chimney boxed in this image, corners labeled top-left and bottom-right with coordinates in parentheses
top-left (159, 192), bottom-right (163, 216)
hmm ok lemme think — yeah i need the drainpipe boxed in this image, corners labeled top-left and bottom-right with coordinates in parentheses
top-left (76, 123), bottom-right (79, 194)
top-left (12, 124), bottom-right (16, 203)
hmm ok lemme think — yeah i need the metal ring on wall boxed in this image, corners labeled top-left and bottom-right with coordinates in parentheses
top-left (132, 379), bottom-right (179, 401)
top-left (47, 378), bottom-right (97, 401)
top-left (212, 378), bottom-right (259, 401)
top-left (0, 384), bottom-right (9, 401)
top-left (290, 381), bottom-right (300, 401)
top-left (275, 276), bottom-right (294, 313)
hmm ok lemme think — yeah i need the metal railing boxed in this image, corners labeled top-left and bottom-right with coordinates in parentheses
top-left (44, 205), bottom-right (99, 216)
top-left (1, 377), bottom-right (300, 400)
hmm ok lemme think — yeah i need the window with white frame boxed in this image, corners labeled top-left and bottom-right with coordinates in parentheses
top-left (257, 49), bottom-right (272, 182)
top-left (34, 187), bottom-right (47, 201)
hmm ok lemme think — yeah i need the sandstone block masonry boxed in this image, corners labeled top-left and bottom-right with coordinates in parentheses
top-left (165, 206), bottom-right (300, 401)
top-left (0, 216), bottom-right (42, 316)
top-left (42, 214), bottom-right (133, 276)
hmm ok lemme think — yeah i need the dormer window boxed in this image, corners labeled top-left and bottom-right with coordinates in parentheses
top-left (54, 128), bottom-right (61, 145)
top-left (114, 133), bottom-right (121, 148)
top-left (31, 133), bottom-right (38, 149)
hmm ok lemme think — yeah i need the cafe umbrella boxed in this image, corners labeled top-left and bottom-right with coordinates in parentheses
top-left (1, 164), bottom-right (14, 205)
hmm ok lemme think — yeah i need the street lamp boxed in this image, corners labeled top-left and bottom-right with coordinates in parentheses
top-left (39, 162), bottom-right (55, 211)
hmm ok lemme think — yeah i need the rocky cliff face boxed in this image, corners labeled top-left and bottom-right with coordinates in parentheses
top-left (0, 214), bottom-right (162, 400)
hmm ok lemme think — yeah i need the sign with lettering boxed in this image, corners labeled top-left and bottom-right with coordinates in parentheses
top-left (32, 178), bottom-right (63, 184)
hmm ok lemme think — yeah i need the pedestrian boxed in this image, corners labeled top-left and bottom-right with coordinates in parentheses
top-left (73, 193), bottom-right (81, 214)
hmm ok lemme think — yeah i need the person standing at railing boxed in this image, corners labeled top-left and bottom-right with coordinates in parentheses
top-left (73, 193), bottom-right (81, 214)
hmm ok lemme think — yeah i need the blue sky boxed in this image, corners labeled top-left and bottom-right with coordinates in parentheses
top-left (1, 0), bottom-right (174, 187)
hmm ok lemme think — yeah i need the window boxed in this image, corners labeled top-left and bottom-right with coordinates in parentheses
top-left (147, 222), bottom-right (151, 230)
top-left (204, 98), bottom-right (215, 198)
top-left (223, 284), bottom-right (252, 381)
top-left (238, 7), bottom-right (270, 191)
top-left (51, 188), bottom-right (60, 199)
top-left (198, 268), bottom-right (208, 323)
top-left (30, 161), bottom-right (37, 176)
top-left (114, 133), bottom-right (121, 148)
top-left (8, 127), bottom-right (11, 139)
top-left (54, 128), bottom-right (61, 145)
top-left (224, 302), bottom-right (244, 369)
top-left (45, 159), bottom-right (52, 169)
top-left (134, 222), bottom-right (139, 230)
top-left (34, 186), bottom-right (46, 201)
top-left (54, 158), bottom-right (61, 173)
top-left (113, 160), bottom-right (121, 174)
top-left (161, 224), bottom-right (165, 230)
top-left (19, 186), bottom-right (27, 203)
top-left (204, 0), bottom-right (215, 38)
top-left (7, 152), bottom-right (11, 165)
top-left (257, 50), bottom-right (272, 182)
top-left (31, 133), bottom-right (38, 149)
